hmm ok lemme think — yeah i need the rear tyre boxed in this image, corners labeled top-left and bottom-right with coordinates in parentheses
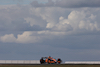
top-left (57, 58), bottom-right (62, 64)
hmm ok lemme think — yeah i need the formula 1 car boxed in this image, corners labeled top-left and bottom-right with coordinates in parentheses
top-left (40, 56), bottom-right (62, 64)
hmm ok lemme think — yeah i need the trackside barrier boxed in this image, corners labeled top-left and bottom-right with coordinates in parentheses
top-left (0, 60), bottom-right (40, 64)
top-left (65, 61), bottom-right (100, 64)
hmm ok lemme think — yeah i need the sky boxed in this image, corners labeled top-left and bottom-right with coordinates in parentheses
top-left (0, 0), bottom-right (100, 63)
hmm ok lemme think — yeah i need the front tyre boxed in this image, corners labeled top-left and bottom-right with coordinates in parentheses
top-left (40, 59), bottom-right (45, 64)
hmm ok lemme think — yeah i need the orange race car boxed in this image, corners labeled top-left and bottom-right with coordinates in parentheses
top-left (40, 56), bottom-right (62, 64)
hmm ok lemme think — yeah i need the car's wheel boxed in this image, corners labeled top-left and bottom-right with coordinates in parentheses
top-left (57, 58), bottom-right (62, 64)
top-left (40, 59), bottom-right (45, 64)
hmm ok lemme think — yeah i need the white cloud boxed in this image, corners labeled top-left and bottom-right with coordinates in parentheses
top-left (0, 4), bottom-right (100, 43)
top-left (46, 23), bottom-right (55, 28)
top-left (89, 14), bottom-right (96, 20)
top-left (24, 17), bottom-right (39, 27)
top-left (16, 31), bottom-right (41, 43)
top-left (0, 34), bottom-right (16, 43)
top-left (46, 10), bottom-right (100, 33)
top-left (59, 16), bottom-right (64, 20)
top-left (0, 32), bottom-right (40, 43)
top-left (0, 31), bottom-right (67, 43)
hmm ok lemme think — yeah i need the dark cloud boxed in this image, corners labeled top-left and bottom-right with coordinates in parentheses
top-left (0, 5), bottom-right (47, 31)
top-left (30, 0), bottom-right (55, 7)
top-left (0, 17), bottom-right (45, 31)
top-left (31, 0), bottom-right (100, 8)
top-left (56, 0), bottom-right (100, 8)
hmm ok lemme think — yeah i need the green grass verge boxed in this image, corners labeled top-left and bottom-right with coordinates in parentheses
top-left (0, 65), bottom-right (100, 67)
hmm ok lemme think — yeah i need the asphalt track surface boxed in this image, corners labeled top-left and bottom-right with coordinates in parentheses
top-left (0, 64), bottom-right (100, 67)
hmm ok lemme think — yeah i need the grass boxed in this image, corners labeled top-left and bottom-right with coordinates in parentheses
top-left (0, 64), bottom-right (100, 67)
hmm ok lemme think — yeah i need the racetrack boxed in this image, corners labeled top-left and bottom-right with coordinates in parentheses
top-left (0, 64), bottom-right (100, 67)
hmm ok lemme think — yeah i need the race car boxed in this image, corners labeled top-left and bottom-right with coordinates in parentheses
top-left (40, 56), bottom-right (62, 64)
